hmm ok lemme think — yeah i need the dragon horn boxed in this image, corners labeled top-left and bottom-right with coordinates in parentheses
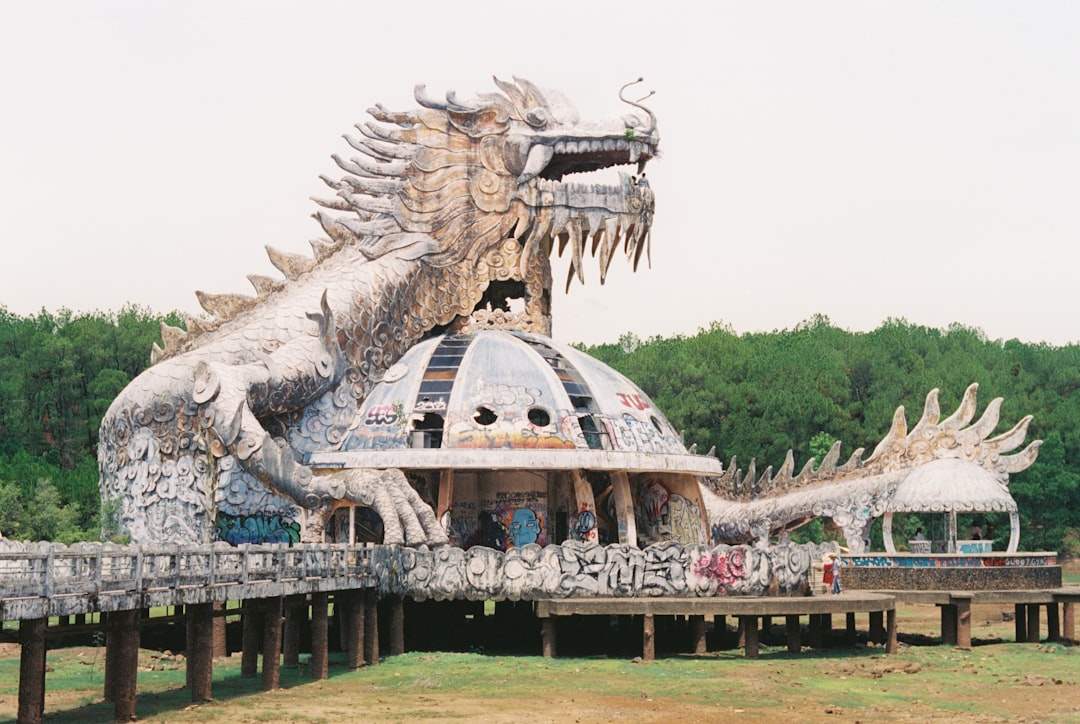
top-left (619, 77), bottom-right (657, 136)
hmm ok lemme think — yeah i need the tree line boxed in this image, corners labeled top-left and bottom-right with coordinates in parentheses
top-left (1, 306), bottom-right (1077, 554)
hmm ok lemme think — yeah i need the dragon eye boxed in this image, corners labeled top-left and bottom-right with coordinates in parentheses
top-left (525, 107), bottom-right (548, 127)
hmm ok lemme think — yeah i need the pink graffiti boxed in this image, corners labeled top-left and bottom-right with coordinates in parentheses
top-left (694, 548), bottom-right (747, 587)
top-left (364, 404), bottom-right (399, 426)
top-left (616, 392), bottom-right (650, 411)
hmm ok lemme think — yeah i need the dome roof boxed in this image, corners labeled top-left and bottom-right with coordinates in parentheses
top-left (885, 458), bottom-right (1017, 513)
top-left (305, 331), bottom-right (722, 475)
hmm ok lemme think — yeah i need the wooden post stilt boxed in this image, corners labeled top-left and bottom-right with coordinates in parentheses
top-left (869, 610), bottom-right (886, 645)
top-left (212, 601), bottom-right (227, 658)
top-left (241, 600), bottom-right (263, 678)
top-left (741, 616), bottom-right (759, 659)
top-left (17, 617), bottom-right (47, 724)
top-left (956, 599), bottom-right (972, 650)
top-left (282, 595), bottom-right (302, 669)
top-left (103, 612), bottom-right (118, 702)
top-left (389, 595), bottom-right (405, 656)
top-left (188, 603), bottom-right (214, 702)
top-left (690, 615), bottom-right (707, 655)
top-left (1026, 603), bottom-right (1041, 643)
top-left (785, 615), bottom-right (801, 653)
top-left (807, 614), bottom-right (824, 649)
top-left (1063, 601), bottom-right (1076, 642)
top-left (1047, 603), bottom-right (1061, 642)
top-left (845, 612), bottom-right (857, 646)
top-left (113, 609), bottom-right (141, 722)
top-left (940, 604), bottom-right (957, 646)
top-left (886, 608), bottom-right (898, 654)
top-left (346, 590), bottom-right (365, 670)
top-left (541, 619), bottom-right (556, 658)
top-left (1015, 604), bottom-right (1027, 642)
top-left (642, 614), bottom-right (655, 661)
top-left (261, 597), bottom-right (283, 691)
top-left (363, 589), bottom-right (379, 665)
top-left (311, 592), bottom-right (329, 680)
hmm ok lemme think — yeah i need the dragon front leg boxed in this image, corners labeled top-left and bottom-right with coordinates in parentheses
top-left (194, 293), bottom-right (445, 547)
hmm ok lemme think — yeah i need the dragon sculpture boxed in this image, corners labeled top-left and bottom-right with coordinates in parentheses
top-left (702, 383), bottom-right (1040, 553)
top-left (98, 77), bottom-right (659, 545)
top-left (99, 77), bottom-right (1040, 566)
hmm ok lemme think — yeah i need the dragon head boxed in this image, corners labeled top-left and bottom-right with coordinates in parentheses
top-left (314, 76), bottom-right (659, 334)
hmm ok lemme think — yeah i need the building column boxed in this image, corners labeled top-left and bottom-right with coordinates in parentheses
top-left (18, 617), bottom-right (47, 724)
top-left (886, 609), bottom-right (898, 654)
top-left (956, 599), bottom-right (972, 650)
top-left (869, 610), bottom-right (886, 645)
top-left (212, 602), bottom-right (227, 658)
top-left (845, 612), bottom-right (857, 646)
top-left (609, 471), bottom-right (638, 546)
top-left (1062, 601), bottom-right (1076, 642)
top-left (388, 595), bottom-right (405, 656)
top-left (1047, 603), bottom-right (1061, 642)
top-left (346, 590), bottom-right (365, 670)
top-left (940, 604), bottom-right (957, 646)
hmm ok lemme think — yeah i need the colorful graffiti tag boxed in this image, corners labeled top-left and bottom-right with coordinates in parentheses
top-left (216, 513), bottom-right (301, 545)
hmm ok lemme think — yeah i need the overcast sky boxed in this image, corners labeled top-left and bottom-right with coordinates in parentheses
top-left (2, 1), bottom-right (1077, 348)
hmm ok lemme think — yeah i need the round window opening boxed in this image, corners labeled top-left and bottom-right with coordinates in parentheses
top-left (527, 407), bottom-right (551, 427)
top-left (474, 406), bottom-right (498, 426)
top-left (650, 415), bottom-right (664, 434)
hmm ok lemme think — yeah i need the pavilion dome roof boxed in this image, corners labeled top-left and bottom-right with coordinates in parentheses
top-left (885, 458), bottom-right (1017, 513)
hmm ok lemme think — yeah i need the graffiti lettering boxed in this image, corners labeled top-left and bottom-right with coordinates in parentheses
top-left (415, 398), bottom-right (447, 412)
top-left (616, 392), bottom-right (650, 411)
top-left (216, 513), bottom-right (301, 545)
top-left (364, 403), bottom-right (401, 426)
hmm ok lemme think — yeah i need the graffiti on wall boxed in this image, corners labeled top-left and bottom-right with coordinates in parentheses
top-left (344, 400), bottom-right (408, 450)
top-left (216, 512), bottom-right (301, 545)
top-left (636, 479), bottom-right (705, 546)
top-left (468, 489), bottom-right (548, 550)
top-left (570, 507), bottom-right (598, 543)
top-left (372, 540), bottom-right (833, 601)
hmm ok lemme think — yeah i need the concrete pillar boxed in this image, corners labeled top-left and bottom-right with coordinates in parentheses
top-left (261, 596), bottom-right (283, 691)
top-left (346, 590), bottom-right (365, 670)
top-left (940, 604), bottom-right (957, 646)
top-left (869, 610), bottom-right (886, 645)
top-left (886, 609), bottom-right (898, 654)
top-left (610, 472), bottom-right (638, 546)
top-left (364, 589), bottom-right (380, 665)
top-left (241, 600), bottom-right (263, 678)
top-left (112, 609), bottom-right (141, 722)
top-left (956, 599), bottom-right (972, 650)
top-left (1026, 603), bottom-right (1041, 643)
top-left (741, 616), bottom-right (759, 659)
top-left (1063, 601), bottom-right (1076, 642)
top-left (822, 614), bottom-right (833, 646)
top-left (541, 619), bottom-right (557, 658)
top-left (761, 616), bottom-right (772, 643)
top-left (642, 614), bottom-right (655, 661)
top-left (845, 612), bottom-right (857, 646)
top-left (283, 595), bottom-right (303, 669)
top-left (736, 617), bottom-right (746, 648)
top-left (1047, 603), bottom-right (1061, 642)
top-left (690, 615), bottom-right (707, 655)
top-left (311, 592), bottom-right (329, 680)
top-left (1015, 604), bottom-right (1027, 643)
top-left (388, 595), bottom-right (405, 656)
top-left (18, 617), bottom-right (47, 724)
top-left (785, 615), bottom-right (801, 653)
top-left (212, 602), bottom-right (227, 658)
top-left (188, 603), bottom-right (214, 703)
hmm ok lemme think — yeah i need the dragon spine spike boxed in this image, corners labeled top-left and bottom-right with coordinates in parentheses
top-left (183, 314), bottom-right (210, 337)
top-left (909, 388), bottom-right (941, 438)
top-left (984, 414), bottom-right (1034, 453)
top-left (311, 195), bottom-right (352, 212)
top-left (343, 193), bottom-right (398, 216)
top-left (356, 121), bottom-right (404, 143)
top-left (797, 457), bottom-right (816, 481)
top-left (158, 322), bottom-right (187, 352)
top-left (999, 439), bottom-right (1042, 474)
top-left (246, 275), bottom-right (281, 297)
top-left (744, 459), bottom-right (756, 489)
top-left (775, 450), bottom-right (795, 484)
top-left (940, 382), bottom-right (980, 431)
top-left (968, 396), bottom-right (1003, 440)
top-left (313, 211), bottom-right (360, 247)
top-left (150, 342), bottom-right (164, 364)
top-left (196, 291), bottom-right (257, 320)
top-left (339, 174), bottom-right (405, 196)
top-left (818, 440), bottom-right (842, 474)
top-left (265, 246), bottom-right (315, 280)
top-left (706, 445), bottom-right (716, 458)
top-left (308, 239), bottom-right (340, 263)
top-left (758, 465), bottom-right (773, 490)
top-left (867, 406), bottom-right (908, 462)
top-left (838, 449), bottom-right (864, 472)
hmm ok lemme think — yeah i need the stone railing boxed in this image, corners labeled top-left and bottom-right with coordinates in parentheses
top-left (0, 542), bottom-right (374, 620)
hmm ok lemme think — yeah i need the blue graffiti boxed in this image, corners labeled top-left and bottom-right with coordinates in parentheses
top-left (217, 513), bottom-right (301, 545)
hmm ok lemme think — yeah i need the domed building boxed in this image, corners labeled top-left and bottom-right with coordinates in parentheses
top-left (306, 331), bottom-right (722, 550)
